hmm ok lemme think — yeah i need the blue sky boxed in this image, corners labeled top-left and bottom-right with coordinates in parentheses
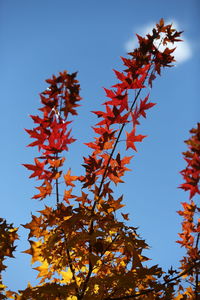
top-left (1, 0), bottom-right (199, 291)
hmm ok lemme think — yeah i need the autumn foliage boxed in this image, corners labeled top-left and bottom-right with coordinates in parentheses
top-left (0, 19), bottom-right (199, 299)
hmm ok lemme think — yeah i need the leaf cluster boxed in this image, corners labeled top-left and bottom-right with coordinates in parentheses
top-left (1, 19), bottom-right (199, 300)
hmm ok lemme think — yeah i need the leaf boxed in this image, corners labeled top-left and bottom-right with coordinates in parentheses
top-left (63, 188), bottom-right (76, 204)
top-left (64, 169), bottom-right (78, 187)
top-left (61, 269), bottom-right (73, 283)
top-left (148, 73), bottom-right (156, 88)
top-left (138, 94), bottom-right (156, 118)
top-left (48, 157), bottom-right (65, 168)
top-left (113, 70), bottom-right (127, 82)
top-left (22, 214), bottom-right (43, 238)
top-left (34, 260), bottom-right (51, 280)
top-left (5, 290), bottom-right (16, 299)
top-left (23, 240), bottom-right (43, 264)
top-left (104, 88), bottom-right (116, 98)
top-left (126, 128), bottom-right (147, 151)
top-left (121, 213), bottom-right (129, 220)
top-left (93, 284), bottom-right (99, 294)
top-left (131, 106), bottom-right (140, 126)
top-left (23, 158), bottom-right (45, 179)
top-left (32, 180), bottom-right (52, 200)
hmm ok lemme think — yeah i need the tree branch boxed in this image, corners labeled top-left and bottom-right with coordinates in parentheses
top-left (195, 233), bottom-right (200, 299)
top-left (66, 248), bottom-right (80, 296)
top-left (83, 65), bottom-right (152, 298)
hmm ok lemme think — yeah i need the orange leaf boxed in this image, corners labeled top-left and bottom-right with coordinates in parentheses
top-left (63, 188), bottom-right (76, 204)
top-left (32, 180), bottom-right (52, 200)
top-left (64, 169), bottom-right (78, 187)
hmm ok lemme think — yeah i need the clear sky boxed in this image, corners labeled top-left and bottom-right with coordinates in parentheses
top-left (1, 0), bottom-right (199, 291)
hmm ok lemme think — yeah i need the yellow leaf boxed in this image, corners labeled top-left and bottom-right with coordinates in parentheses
top-left (63, 215), bottom-right (72, 221)
top-left (34, 260), bottom-right (49, 278)
top-left (8, 227), bottom-right (18, 233)
top-left (61, 268), bottom-right (73, 283)
top-left (23, 240), bottom-right (43, 264)
top-left (119, 260), bottom-right (126, 268)
top-left (94, 284), bottom-right (99, 294)
top-left (76, 276), bottom-right (84, 287)
top-left (105, 236), bottom-right (112, 243)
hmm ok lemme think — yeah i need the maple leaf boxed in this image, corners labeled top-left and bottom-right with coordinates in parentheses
top-left (109, 173), bottom-right (124, 185)
top-left (121, 213), bottom-right (129, 221)
top-left (64, 169), bottom-right (78, 187)
top-left (104, 88), bottom-right (116, 99)
top-left (75, 191), bottom-right (89, 204)
top-left (22, 214), bottom-right (43, 238)
top-left (63, 188), bottom-right (76, 204)
top-left (0, 218), bottom-right (18, 275)
top-left (48, 157), bottom-right (65, 168)
top-left (34, 260), bottom-right (53, 282)
top-left (84, 141), bottom-right (100, 151)
top-left (180, 183), bottom-right (199, 199)
top-left (92, 126), bottom-right (115, 136)
top-left (38, 205), bottom-right (53, 218)
top-left (60, 269), bottom-right (73, 283)
top-left (126, 128), bottom-right (147, 151)
top-left (138, 94), bottom-right (156, 118)
top-left (23, 158), bottom-right (45, 179)
top-left (148, 73), bottom-right (156, 88)
top-left (32, 180), bottom-right (52, 200)
top-left (113, 70), bottom-right (127, 82)
top-left (103, 88), bottom-right (129, 112)
top-left (131, 106), bottom-right (140, 126)
top-left (23, 240), bottom-right (43, 264)
top-left (116, 93), bottom-right (129, 112)
top-left (132, 76), bottom-right (146, 89)
top-left (121, 156), bottom-right (134, 165)
top-left (25, 127), bottom-right (47, 149)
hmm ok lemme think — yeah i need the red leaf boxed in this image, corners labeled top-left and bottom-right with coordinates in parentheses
top-left (23, 158), bottom-right (45, 179)
top-left (104, 88), bottom-right (116, 99)
top-left (138, 95), bottom-right (156, 118)
top-left (113, 70), bottom-right (127, 82)
top-left (126, 128), bottom-right (147, 151)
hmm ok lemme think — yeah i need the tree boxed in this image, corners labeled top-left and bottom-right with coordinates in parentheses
top-left (0, 19), bottom-right (199, 300)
